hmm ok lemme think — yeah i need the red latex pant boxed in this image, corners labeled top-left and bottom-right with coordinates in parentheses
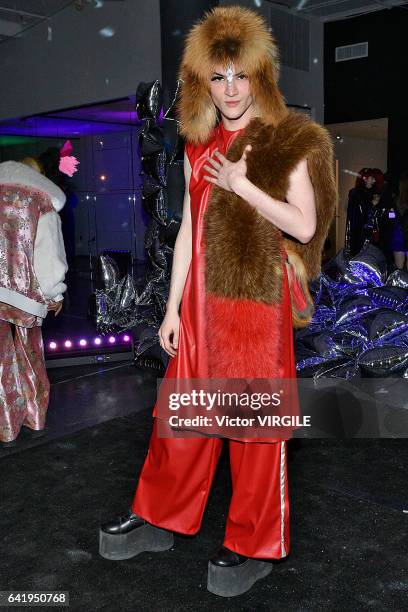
top-left (132, 419), bottom-right (289, 559)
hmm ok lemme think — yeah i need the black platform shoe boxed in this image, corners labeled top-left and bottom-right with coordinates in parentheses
top-left (0, 439), bottom-right (17, 448)
top-left (21, 426), bottom-right (45, 439)
top-left (99, 511), bottom-right (174, 561)
top-left (207, 546), bottom-right (273, 597)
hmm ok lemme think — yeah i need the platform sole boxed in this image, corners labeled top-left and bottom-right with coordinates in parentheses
top-left (0, 439), bottom-right (17, 448)
top-left (207, 558), bottom-right (273, 597)
top-left (99, 524), bottom-right (174, 560)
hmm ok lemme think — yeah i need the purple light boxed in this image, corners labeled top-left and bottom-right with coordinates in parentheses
top-left (123, 334), bottom-right (131, 343)
top-left (79, 339), bottom-right (87, 347)
top-left (94, 337), bottom-right (102, 346)
top-left (108, 336), bottom-right (116, 344)
top-left (64, 340), bottom-right (72, 349)
top-left (49, 341), bottom-right (57, 350)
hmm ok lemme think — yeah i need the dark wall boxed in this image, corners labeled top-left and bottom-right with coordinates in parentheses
top-left (160, 0), bottom-right (219, 107)
top-left (388, 117), bottom-right (408, 188)
top-left (324, 6), bottom-right (408, 182)
top-left (324, 6), bottom-right (408, 124)
top-left (0, 1), bottom-right (161, 121)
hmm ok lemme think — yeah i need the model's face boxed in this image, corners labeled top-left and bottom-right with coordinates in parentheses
top-left (364, 175), bottom-right (375, 188)
top-left (209, 63), bottom-right (254, 122)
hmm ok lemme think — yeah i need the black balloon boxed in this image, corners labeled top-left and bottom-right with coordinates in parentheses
top-left (136, 80), bottom-right (163, 121)
top-left (95, 81), bottom-right (184, 359)
top-left (140, 124), bottom-right (165, 156)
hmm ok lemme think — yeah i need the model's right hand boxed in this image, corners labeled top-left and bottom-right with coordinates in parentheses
top-left (158, 310), bottom-right (180, 357)
top-left (47, 300), bottom-right (63, 316)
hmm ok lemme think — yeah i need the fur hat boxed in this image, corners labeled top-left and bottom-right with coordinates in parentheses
top-left (178, 5), bottom-right (288, 144)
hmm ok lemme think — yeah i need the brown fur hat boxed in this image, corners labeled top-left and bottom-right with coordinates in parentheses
top-left (178, 5), bottom-right (288, 144)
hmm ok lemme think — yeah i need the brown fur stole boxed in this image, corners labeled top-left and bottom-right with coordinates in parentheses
top-left (204, 112), bottom-right (337, 321)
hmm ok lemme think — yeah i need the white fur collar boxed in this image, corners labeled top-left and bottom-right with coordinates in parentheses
top-left (0, 161), bottom-right (66, 211)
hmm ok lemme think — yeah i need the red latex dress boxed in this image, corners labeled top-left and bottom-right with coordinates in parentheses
top-left (153, 121), bottom-right (297, 441)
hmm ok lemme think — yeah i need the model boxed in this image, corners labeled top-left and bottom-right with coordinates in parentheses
top-left (99, 6), bottom-right (337, 598)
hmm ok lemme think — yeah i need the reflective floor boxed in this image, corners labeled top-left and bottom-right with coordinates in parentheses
top-left (0, 362), bottom-right (158, 458)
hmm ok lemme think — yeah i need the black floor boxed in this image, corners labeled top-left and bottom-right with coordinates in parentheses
top-left (0, 363), bottom-right (158, 458)
top-left (1, 364), bottom-right (407, 611)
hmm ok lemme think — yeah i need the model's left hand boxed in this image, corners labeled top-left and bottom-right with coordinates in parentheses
top-left (203, 145), bottom-right (252, 192)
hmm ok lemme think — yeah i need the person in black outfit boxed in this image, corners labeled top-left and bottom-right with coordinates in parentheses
top-left (344, 167), bottom-right (391, 258)
top-left (344, 168), bottom-right (376, 258)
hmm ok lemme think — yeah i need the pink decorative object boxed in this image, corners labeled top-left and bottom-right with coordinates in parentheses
top-left (60, 140), bottom-right (74, 157)
top-left (59, 155), bottom-right (80, 177)
top-left (59, 140), bottom-right (79, 176)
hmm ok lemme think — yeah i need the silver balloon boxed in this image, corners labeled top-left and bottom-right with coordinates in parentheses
top-left (386, 269), bottom-right (408, 290)
top-left (336, 296), bottom-right (379, 325)
top-left (358, 345), bottom-right (408, 376)
top-left (309, 333), bottom-right (340, 358)
top-left (100, 255), bottom-right (120, 291)
top-left (341, 320), bottom-right (370, 342)
top-left (367, 286), bottom-right (408, 314)
top-left (135, 327), bottom-right (160, 357)
top-left (331, 330), bottom-right (367, 356)
top-left (368, 310), bottom-right (408, 342)
top-left (345, 260), bottom-right (383, 287)
top-left (311, 304), bottom-right (337, 327)
top-left (313, 358), bottom-right (360, 380)
top-left (295, 347), bottom-right (326, 372)
top-left (393, 334), bottom-right (408, 348)
top-left (344, 244), bottom-right (387, 286)
top-left (120, 275), bottom-right (137, 310)
top-left (295, 240), bottom-right (408, 380)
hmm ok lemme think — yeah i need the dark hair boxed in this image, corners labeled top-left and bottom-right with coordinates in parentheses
top-left (38, 147), bottom-right (65, 188)
top-left (371, 168), bottom-right (385, 191)
top-left (355, 167), bottom-right (375, 190)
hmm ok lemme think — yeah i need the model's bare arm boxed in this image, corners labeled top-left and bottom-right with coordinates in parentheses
top-left (204, 150), bottom-right (316, 244)
top-left (158, 153), bottom-right (192, 357)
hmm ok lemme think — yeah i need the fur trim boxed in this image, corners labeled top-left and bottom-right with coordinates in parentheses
top-left (204, 112), bottom-right (337, 316)
top-left (205, 174), bottom-right (283, 304)
top-left (0, 161), bottom-right (66, 211)
top-left (206, 293), bottom-right (283, 378)
top-left (285, 251), bottom-right (315, 328)
top-left (178, 6), bottom-right (288, 144)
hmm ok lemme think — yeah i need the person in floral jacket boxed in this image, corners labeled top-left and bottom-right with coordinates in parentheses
top-left (0, 158), bottom-right (68, 445)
